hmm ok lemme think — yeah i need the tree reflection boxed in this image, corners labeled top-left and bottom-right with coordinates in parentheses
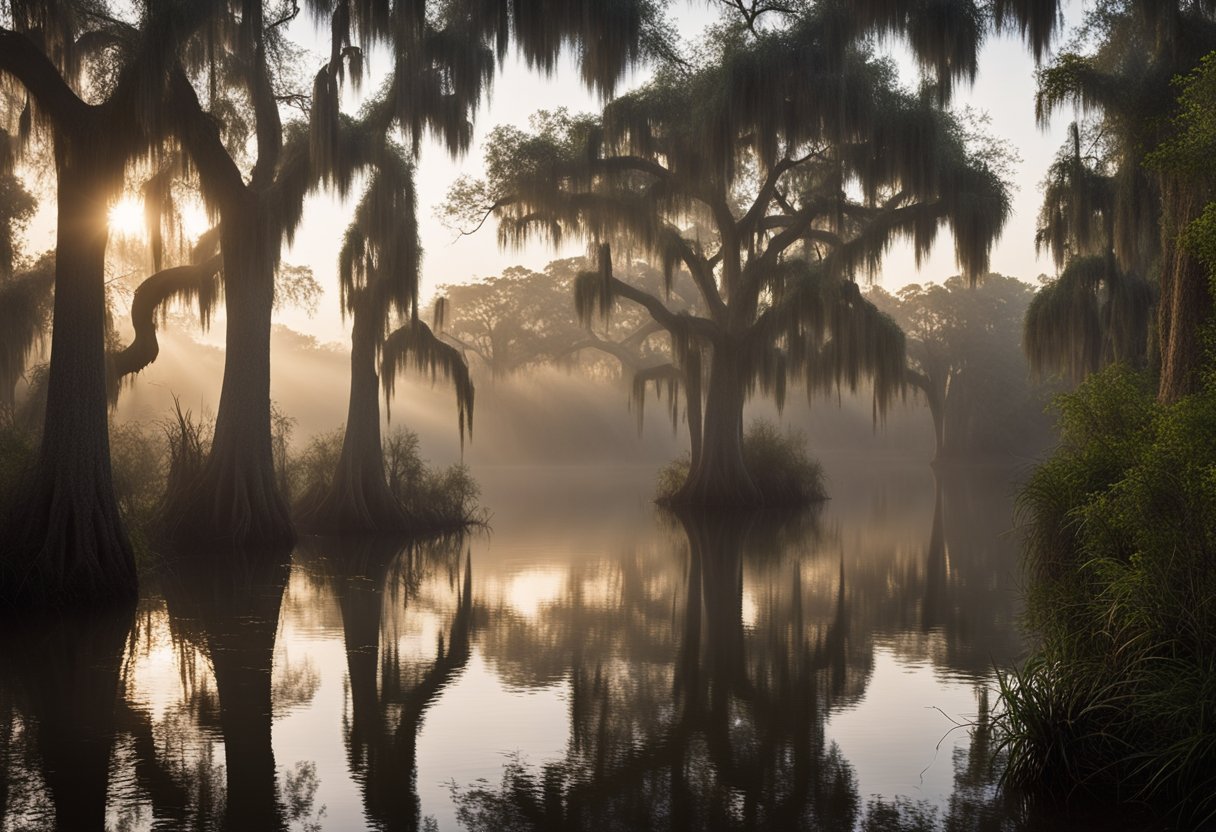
top-left (0, 605), bottom-right (135, 831)
top-left (455, 508), bottom-right (866, 831)
top-left (160, 549), bottom-right (293, 831)
top-left (301, 533), bottom-right (473, 831)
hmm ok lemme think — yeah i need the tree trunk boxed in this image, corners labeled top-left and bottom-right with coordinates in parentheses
top-left (305, 303), bottom-right (405, 532)
top-left (669, 344), bottom-right (759, 508)
top-left (686, 352), bottom-right (703, 474)
top-left (1158, 186), bottom-right (1213, 403)
top-left (168, 206), bottom-right (293, 548)
top-left (927, 384), bottom-right (945, 463)
top-left (2, 136), bottom-right (136, 607)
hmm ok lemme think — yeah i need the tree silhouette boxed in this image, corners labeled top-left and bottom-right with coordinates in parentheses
top-left (300, 534), bottom-right (474, 831)
top-left (0, 2), bottom-right (216, 604)
top-left (161, 550), bottom-right (293, 830)
top-left (870, 274), bottom-right (1045, 461)
top-left (1023, 123), bottom-right (1154, 384)
top-left (454, 508), bottom-right (873, 831)
top-left (297, 147), bottom-right (474, 533)
top-left (450, 4), bottom-right (1012, 506)
top-left (1031, 2), bottom-right (1216, 400)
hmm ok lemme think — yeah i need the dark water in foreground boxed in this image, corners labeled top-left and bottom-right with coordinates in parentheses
top-left (0, 458), bottom-right (1118, 831)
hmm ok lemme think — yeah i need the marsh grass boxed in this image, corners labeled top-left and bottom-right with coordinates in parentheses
top-left (1000, 365), bottom-right (1216, 826)
top-left (293, 426), bottom-right (482, 531)
top-left (656, 419), bottom-right (827, 507)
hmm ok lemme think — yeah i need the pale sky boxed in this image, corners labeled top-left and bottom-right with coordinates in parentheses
top-left (22, 1), bottom-right (1086, 346)
top-left (280, 1), bottom-right (1086, 345)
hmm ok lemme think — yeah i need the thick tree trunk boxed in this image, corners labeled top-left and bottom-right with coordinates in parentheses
top-left (1158, 187), bottom-right (1213, 403)
top-left (305, 305), bottom-right (405, 532)
top-left (2, 139), bottom-right (136, 607)
top-left (669, 344), bottom-right (759, 508)
top-left (169, 208), bottom-right (293, 548)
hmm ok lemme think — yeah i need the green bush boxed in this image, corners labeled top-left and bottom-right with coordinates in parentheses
top-left (655, 419), bottom-right (827, 506)
top-left (1000, 365), bottom-right (1216, 825)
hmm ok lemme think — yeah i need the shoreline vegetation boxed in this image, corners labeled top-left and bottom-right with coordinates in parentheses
top-left (996, 365), bottom-right (1216, 828)
top-left (1, 403), bottom-right (483, 577)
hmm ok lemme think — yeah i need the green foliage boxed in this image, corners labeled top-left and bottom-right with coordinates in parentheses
top-left (1003, 365), bottom-right (1216, 824)
top-left (656, 419), bottom-right (826, 506)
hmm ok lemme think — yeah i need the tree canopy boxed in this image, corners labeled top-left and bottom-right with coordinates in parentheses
top-left (448, 2), bottom-right (1013, 505)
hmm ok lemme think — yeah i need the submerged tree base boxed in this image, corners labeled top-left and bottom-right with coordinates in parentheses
top-left (1, 465), bottom-right (138, 609)
top-left (656, 420), bottom-right (828, 509)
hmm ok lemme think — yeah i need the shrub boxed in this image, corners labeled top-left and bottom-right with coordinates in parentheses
top-left (1000, 365), bottom-right (1216, 826)
top-left (110, 420), bottom-right (169, 563)
top-left (385, 428), bottom-right (481, 527)
top-left (655, 419), bottom-right (827, 506)
top-left (290, 426), bottom-right (482, 530)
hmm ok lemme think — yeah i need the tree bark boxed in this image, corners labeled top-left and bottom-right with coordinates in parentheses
top-left (669, 343), bottom-right (760, 507)
top-left (305, 302), bottom-right (406, 532)
top-left (1158, 186), bottom-right (1213, 403)
top-left (168, 208), bottom-right (293, 548)
top-left (686, 352), bottom-right (704, 474)
top-left (3, 134), bottom-right (136, 607)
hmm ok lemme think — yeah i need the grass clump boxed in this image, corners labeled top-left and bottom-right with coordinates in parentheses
top-left (291, 426), bottom-right (482, 530)
top-left (383, 427), bottom-right (481, 527)
top-left (999, 364), bottom-right (1216, 825)
top-left (656, 419), bottom-right (827, 506)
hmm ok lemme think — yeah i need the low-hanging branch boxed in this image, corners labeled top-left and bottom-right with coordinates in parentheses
top-left (381, 317), bottom-right (475, 449)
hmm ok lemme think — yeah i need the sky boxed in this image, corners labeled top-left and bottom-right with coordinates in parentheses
top-left (276, 0), bottom-right (1086, 345)
top-left (25, 1), bottom-right (1087, 347)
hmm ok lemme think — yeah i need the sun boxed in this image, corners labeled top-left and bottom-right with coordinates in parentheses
top-left (108, 195), bottom-right (146, 238)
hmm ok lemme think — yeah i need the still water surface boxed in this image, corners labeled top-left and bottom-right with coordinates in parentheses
top-left (1, 458), bottom-right (1070, 831)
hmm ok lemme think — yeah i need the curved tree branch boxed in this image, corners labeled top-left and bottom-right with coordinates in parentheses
top-left (109, 251), bottom-right (223, 388)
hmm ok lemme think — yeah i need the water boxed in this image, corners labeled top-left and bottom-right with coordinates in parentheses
top-left (0, 457), bottom-right (1067, 831)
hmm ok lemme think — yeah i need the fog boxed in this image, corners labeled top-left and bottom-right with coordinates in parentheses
top-left (92, 316), bottom-right (1053, 474)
